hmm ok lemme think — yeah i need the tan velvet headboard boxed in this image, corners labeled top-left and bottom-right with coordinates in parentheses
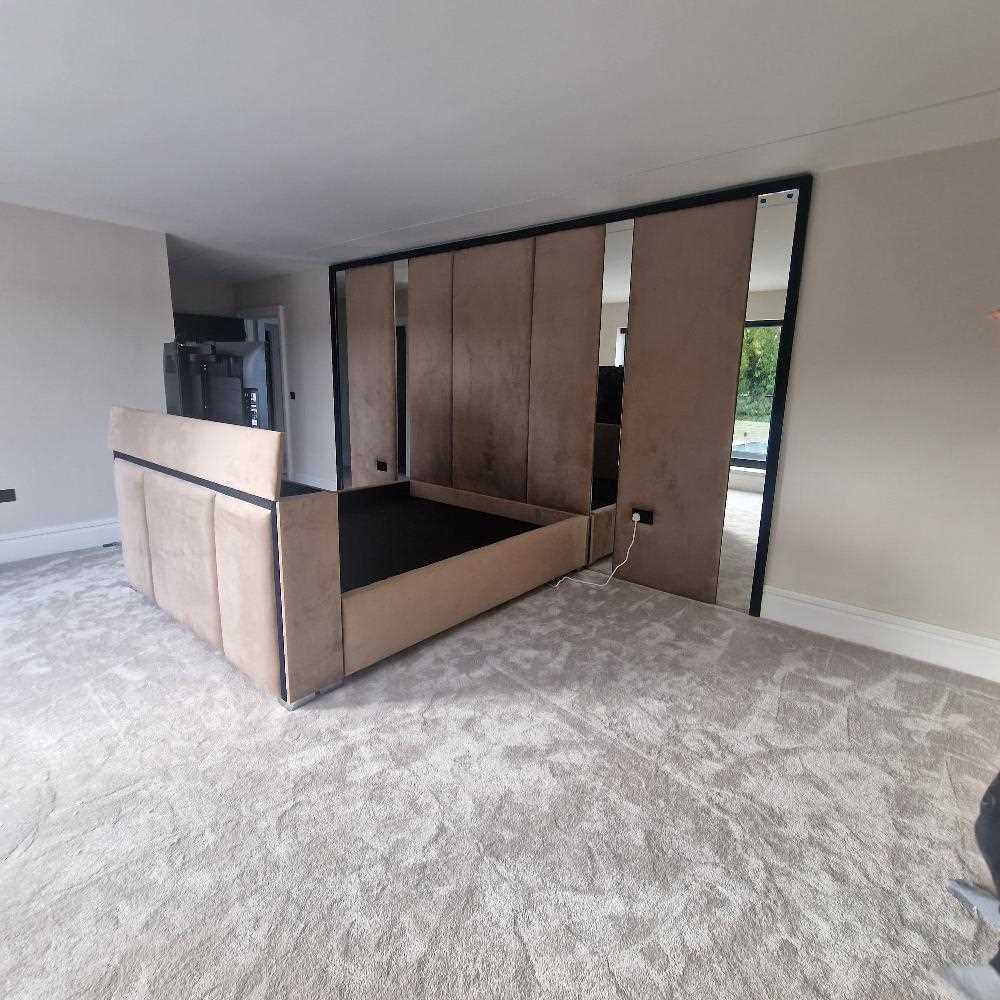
top-left (109, 405), bottom-right (283, 501)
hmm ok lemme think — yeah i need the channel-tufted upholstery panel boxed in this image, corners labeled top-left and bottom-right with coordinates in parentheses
top-left (215, 495), bottom-right (281, 698)
top-left (113, 458), bottom-right (154, 599)
top-left (110, 408), bottom-right (346, 704)
top-left (144, 469), bottom-right (223, 650)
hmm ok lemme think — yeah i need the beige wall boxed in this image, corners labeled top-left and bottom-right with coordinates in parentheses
top-left (767, 138), bottom-right (1000, 641)
top-left (0, 201), bottom-right (174, 541)
top-left (169, 273), bottom-right (237, 315)
top-left (599, 301), bottom-right (628, 365)
top-left (747, 288), bottom-right (786, 322)
top-left (235, 267), bottom-right (337, 489)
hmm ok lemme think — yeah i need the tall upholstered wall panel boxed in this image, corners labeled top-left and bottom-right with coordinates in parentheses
top-left (346, 263), bottom-right (397, 487)
top-left (406, 252), bottom-right (454, 485)
top-left (614, 198), bottom-right (757, 602)
top-left (526, 226), bottom-right (604, 514)
top-left (451, 239), bottom-right (534, 500)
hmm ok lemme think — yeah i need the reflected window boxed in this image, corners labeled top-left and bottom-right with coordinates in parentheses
top-left (731, 321), bottom-right (780, 467)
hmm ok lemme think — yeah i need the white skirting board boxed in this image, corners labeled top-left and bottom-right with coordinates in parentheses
top-left (0, 517), bottom-right (120, 565)
top-left (761, 586), bottom-right (1000, 686)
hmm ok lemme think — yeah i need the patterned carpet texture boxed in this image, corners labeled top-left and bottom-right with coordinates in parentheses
top-left (1, 549), bottom-right (998, 999)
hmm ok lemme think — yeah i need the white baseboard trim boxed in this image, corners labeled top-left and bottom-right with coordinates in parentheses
top-left (289, 472), bottom-right (339, 492)
top-left (0, 517), bottom-right (120, 565)
top-left (761, 586), bottom-right (1000, 685)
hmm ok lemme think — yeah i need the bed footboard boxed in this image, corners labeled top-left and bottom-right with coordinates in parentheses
top-left (341, 509), bottom-right (587, 674)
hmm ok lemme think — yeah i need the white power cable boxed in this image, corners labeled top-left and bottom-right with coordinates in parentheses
top-left (555, 513), bottom-right (641, 590)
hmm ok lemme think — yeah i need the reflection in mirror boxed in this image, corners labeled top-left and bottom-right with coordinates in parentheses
top-left (717, 189), bottom-right (798, 611)
top-left (394, 259), bottom-right (409, 479)
top-left (589, 219), bottom-right (634, 567)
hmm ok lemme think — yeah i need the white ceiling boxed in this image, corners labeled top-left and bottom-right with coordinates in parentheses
top-left (2, 1), bottom-right (998, 285)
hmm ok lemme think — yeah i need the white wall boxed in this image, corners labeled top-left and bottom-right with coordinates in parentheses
top-left (766, 138), bottom-right (1000, 653)
top-left (235, 267), bottom-right (337, 490)
top-left (0, 202), bottom-right (174, 559)
top-left (599, 301), bottom-right (628, 366)
top-left (169, 272), bottom-right (237, 315)
top-left (747, 288), bottom-right (786, 322)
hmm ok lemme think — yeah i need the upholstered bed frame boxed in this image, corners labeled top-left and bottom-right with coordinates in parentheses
top-left (109, 407), bottom-right (588, 707)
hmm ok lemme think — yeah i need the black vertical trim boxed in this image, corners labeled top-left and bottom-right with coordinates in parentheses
top-left (523, 237), bottom-right (537, 502)
top-left (748, 177), bottom-right (813, 617)
top-left (448, 252), bottom-right (455, 486)
top-left (329, 267), bottom-right (346, 488)
top-left (271, 507), bottom-right (289, 703)
top-left (395, 324), bottom-right (407, 477)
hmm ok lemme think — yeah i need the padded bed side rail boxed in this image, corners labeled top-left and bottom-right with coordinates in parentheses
top-left (407, 480), bottom-right (576, 526)
top-left (341, 483), bottom-right (589, 674)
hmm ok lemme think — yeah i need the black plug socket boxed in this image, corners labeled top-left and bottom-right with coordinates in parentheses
top-left (632, 507), bottom-right (654, 525)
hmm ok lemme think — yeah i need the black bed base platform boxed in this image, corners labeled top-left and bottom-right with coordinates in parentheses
top-left (338, 482), bottom-right (537, 592)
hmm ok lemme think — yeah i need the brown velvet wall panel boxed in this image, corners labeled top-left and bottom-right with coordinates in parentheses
top-left (407, 253), bottom-right (453, 485)
top-left (452, 238), bottom-right (534, 500)
top-left (346, 263), bottom-right (397, 487)
top-left (614, 198), bottom-right (756, 602)
top-left (276, 491), bottom-right (344, 703)
top-left (526, 226), bottom-right (604, 514)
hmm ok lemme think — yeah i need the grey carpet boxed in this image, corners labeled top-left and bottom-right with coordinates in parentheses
top-left (718, 489), bottom-right (763, 612)
top-left (1, 549), bottom-right (998, 999)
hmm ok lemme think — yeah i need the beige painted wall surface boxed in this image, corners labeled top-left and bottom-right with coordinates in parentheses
top-left (599, 301), bottom-right (628, 365)
top-left (768, 138), bottom-right (1000, 640)
top-left (0, 202), bottom-right (174, 533)
top-left (235, 267), bottom-right (336, 489)
top-left (746, 288), bottom-right (786, 322)
top-left (169, 273), bottom-right (237, 315)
